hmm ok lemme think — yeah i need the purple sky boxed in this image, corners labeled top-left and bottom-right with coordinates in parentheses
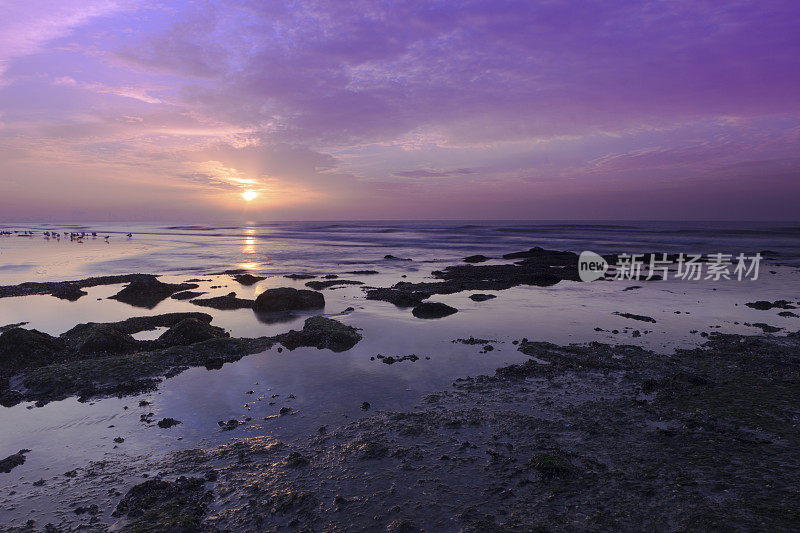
top-left (1, 0), bottom-right (799, 221)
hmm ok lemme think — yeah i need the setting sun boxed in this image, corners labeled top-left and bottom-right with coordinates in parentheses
top-left (241, 190), bottom-right (258, 201)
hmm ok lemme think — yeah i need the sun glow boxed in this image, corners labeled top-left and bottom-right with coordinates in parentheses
top-left (241, 190), bottom-right (258, 201)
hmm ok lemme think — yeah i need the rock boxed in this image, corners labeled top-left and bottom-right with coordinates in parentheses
top-left (412, 302), bottom-right (458, 319)
top-left (170, 291), bottom-right (205, 300)
top-left (361, 401), bottom-right (371, 410)
top-left (0, 328), bottom-right (64, 373)
top-left (233, 273), bottom-right (266, 285)
top-left (502, 246), bottom-right (578, 263)
top-left (384, 254), bottom-right (412, 261)
top-left (347, 270), bottom-right (379, 275)
top-left (113, 476), bottom-right (211, 531)
top-left (365, 288), bottom-right (429, 307)
top-left (157, 417), bottom-right (182, 428)
top-left (218, 419), bottom-right (241, 431)
top-left (778, 311), bottom-right (799, 317)
top-left (190, 292), bottom-right (254, 310)
top-left (109, 275), bottom-right (198, 308)
top-left (387, 519), bottom-right (423, 532)
top-left (746, 300), bottom-right (796, 310)
top-left (469, 293), bottom-right (496, 302)
top-left (51, 284), bottom-right (87, 301)
top-left (284, 273), bottom-right (316, 280)
top-left (356, 441), bottom-right (389, 460)
top-left (61, 323), bottom-right (137, 355)
top-left (253, 287), bottom-right (325, 312)
top-left (304, 280), bottom-right (363, 290)
top-left (285, 452), bottom-right (310, 467)
top-left (158, 318), bottom-right (229, 346)
top-left (751, 323), bottom-right (782, 333)
top-left (0, 449), bottom-right (30, 473)
top-left (613, 312), bottom-right (657, 323)
top-left (276, 316), bottom-right (362, 352)
top-left (463, 254), bottom-right (491, 263)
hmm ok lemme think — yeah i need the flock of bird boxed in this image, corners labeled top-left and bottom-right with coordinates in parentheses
top-left (0, 230), bottom-right (133, 243)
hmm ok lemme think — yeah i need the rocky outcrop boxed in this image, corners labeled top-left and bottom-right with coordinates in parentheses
top-left (253, 287), bottom-right (325, 312)
top-left (109, 275), bottom-right (198, 308)
top-left (276, 316), bottom-right (362, 352)
top-left (412, 302), bottom-right (458, 319)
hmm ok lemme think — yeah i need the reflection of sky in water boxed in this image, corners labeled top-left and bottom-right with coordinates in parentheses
top-left (1, 222), bottom-right (799, 524)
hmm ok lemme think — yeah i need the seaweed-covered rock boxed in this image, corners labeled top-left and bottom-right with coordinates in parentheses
top-left (158, 318), bottom-right (229, 346)
top-left (304, 280), bottom-right (363, 290)
top-left (50, 283), bottom-right (88, 301)
top-left (276, 316), bottom-right (361, 352)
top-left (412, 302), bottom-right (458, 319)
top-left (171, 290), bottom-right (205, 300)
top-left (61, 323), bottom-right (137, 356)
top-left (253, 287), bottom-right (325, 312)
top-left (190, 292), bottom-right (254, 310)
top-left (463, 255), bottom-right (491, 263)
top-left (233, 273), bottom-right (267, 286)
top-left (0, 328), bottom-right (65, 373)
top-left (109, 275), bottom-right (198, 308)
top-left (158, 417), bottom-right (182, 428)
top-left (113, 476), bottom-right (211, 531)
top-left (0, 449), bottom-right (30, 473)
top-left (365, 288), bottom-right (429, 307)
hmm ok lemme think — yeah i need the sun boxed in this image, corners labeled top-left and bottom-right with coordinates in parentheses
top-left (241, 190), bottom-right (258, 202)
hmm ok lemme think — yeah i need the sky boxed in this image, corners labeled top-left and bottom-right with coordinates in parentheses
top-left (0, 0), bottom-right (798, 221)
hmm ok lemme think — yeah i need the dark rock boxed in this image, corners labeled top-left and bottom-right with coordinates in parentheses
top-left (233, 273), bottom-right (266, 285)
top-left (387, 518), bottom-right (423, 532)
top-left (219, 419), bottom-right (242, 431)
top-left (0, 449), bottom-right (30, 473)
top-left (384, 254), bottom-right (412, 261)
top-left (109, 275), bottom-right (198, 308)
top-left (158, 318), bottom-right (229, 346)
top-left (253, 287), bottom-right (325, 312)
top-left (190, 292), bottom-right (254, 310)
top-left (305, 279), bottom-right (363, 290)
top-left (355, 441), bottom-right (389, 460)
top-left (0, 328), bottom-right (64, 373)
top-left (170, 291), bottom-right (205, 300)
top-left (51, 284), bottom-right (87, 301)
top-left (751, 323), bottom-right (782, 333)
top-left (613, 312), bottom-right (656, 323)
top-left (346, 270), bottom-right (379, 275)
top-left (361, 401), bottom-right (371, 410)
top-left (113, 437), bottom-right (125, 443)
top-left (469, 293), bottom-right (496, 302)
top-left (412, 302), bottom-right (458, 319)
top-left (157, 417), bottom-right (182, 428)
top-left (276, 316), bottom-right (362, 352)
top-left (365, 288), bottom-right (429, 307)
top-left (284, 273), bottom-right (316, 280)
top-left (778, 311), bottom-right (799, 318)
top-left (502, 246), bottom-right (578, 264)
top-left (463, 254), bottom-right (491, 263)
top-left (285, 452), bottom-right (310, 467)
top-left (112, 476), bottom-right (211, 531)
top-left (61, 323), bottom-right (137, 355)
top-left (746, 300), bottom-right (796, 310)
